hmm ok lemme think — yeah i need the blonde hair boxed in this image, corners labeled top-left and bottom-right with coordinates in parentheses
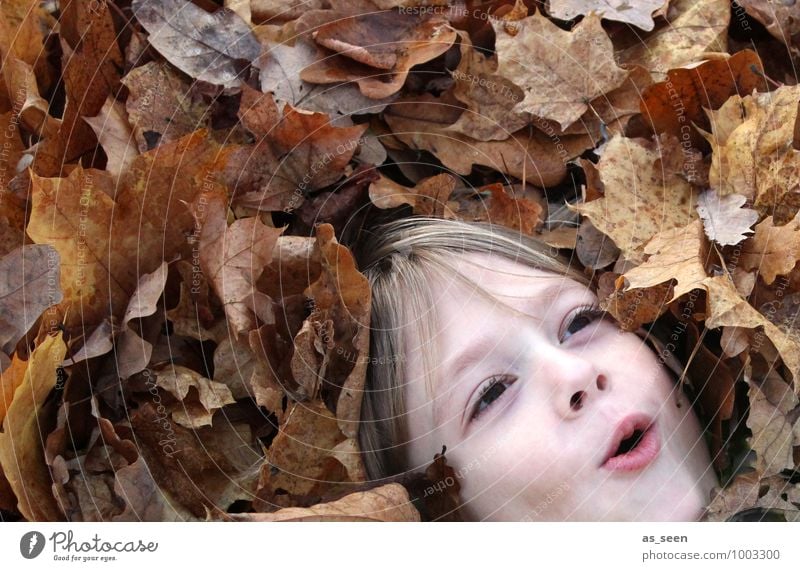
top-left (352, 215), bottom-right (592, 484)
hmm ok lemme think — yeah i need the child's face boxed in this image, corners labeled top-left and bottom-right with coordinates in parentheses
top-left (402, 252), bottom-right (718, 521)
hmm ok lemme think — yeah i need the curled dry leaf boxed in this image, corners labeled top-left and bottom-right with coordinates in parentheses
top-left (155, 365), bottom-right (236, 429)
top-left (745, 368), bottom-right (798, 477)
top-left (385, 92), bottom-right (592, 188)
top-left (195, 192), bottom-right (284, 335)
top-left (223, 482), bottom-right (419, 521)
top-left (297, 7), bottom-right (458, 99)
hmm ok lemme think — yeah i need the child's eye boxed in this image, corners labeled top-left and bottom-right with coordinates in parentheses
top-left (560, 303), bottom-right (607, 342)
top-left (470, 375), bottom-right (515, 423)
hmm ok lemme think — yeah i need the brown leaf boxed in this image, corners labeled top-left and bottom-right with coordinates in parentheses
top-left (0, 244), bottom-right (62, 355)
top-left (306, 223), bottom-right (371, 438)
top-left (27, 130), bottom-right (231, 336)
top-left (746, 368), bottom-right (798, 477)
top-left (736, 0), bottom-right (800, 56)
top-left (641, 50), bottom-right (766, 149)
top-left (121, 61), bottom-right (214, 152)
top-left (31, 0), bottom-right (123, 176)
top-left (384, 93), bottom-right (592, 188)
top-left (225, 482), bottom-right (419, 521)
top-left (155, 365), bottom-right (236, 429)
top-left (297, 7), bottom-right (457, 99)
top-left (195, 192), bottom-right (284, 335)
top-left (256, 399), bottom-right (351, 506)
top-left (227, 98), bottom-right (368, 211)
top-left (83, 97), bottom-right (138, 180)
top-left (257, 37), bottom-right (398, 116)
top-left (492, 10), bottom-right (628, 129)
top-left (131, 0), bottom-right (261, 91)
top-left (443, 31), bottom-right (529, 141)
top-left (702, 470), bottom-right (760, 521)
top-left (0, 332), bottom-right (66, 521)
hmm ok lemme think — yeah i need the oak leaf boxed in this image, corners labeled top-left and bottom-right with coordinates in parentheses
top-left (696, 189), bottom-right (758, 247)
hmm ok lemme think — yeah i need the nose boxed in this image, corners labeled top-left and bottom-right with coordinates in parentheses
top-left (539, 348), bottom-right (609, 418)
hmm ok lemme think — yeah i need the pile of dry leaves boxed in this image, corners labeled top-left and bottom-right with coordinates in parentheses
top-left (1, 0), bottom-right (799, 522)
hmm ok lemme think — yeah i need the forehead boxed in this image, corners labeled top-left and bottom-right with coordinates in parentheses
top-left (402, 251), bottom-right (585, 406)
top-left (434, 250), bottom-right (576, 303)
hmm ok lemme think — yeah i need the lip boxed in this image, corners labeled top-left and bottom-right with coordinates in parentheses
top-left (600, 413), bottom-right (660, 472)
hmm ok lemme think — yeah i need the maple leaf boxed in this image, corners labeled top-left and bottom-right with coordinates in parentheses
top-left (569, 135), bottom-right (699, 263)
top-left (739, 211), bottom-right (800, 286)
top-left (492, 10), bottom-right (629, 130)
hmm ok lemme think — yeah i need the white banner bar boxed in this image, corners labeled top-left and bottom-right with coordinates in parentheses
top-left (1, 522), bottom-right (797, 570)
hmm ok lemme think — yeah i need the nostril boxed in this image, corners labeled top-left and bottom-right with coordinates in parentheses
top-left (570, 391), bottom-right (585, 410)
top-left (596, 375), bottom-right (608, 391)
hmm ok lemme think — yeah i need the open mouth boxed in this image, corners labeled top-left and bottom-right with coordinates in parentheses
top-left (601, 414), bottom-right (660, 472)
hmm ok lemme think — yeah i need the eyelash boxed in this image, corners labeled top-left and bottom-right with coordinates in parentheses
top-left (469, 303), bottom-right (607, 423)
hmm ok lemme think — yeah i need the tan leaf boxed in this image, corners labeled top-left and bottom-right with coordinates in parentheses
top-left (492, 10), bottom-right (628, 129)
top-left (0, 332), bottom-right (66, 521)
top-left (702, 471), bottom-right (760, 521)
top-left (83, 97), bottom-right (139, 180)
top-left (155, 365), bottom-right (236, 429)
top-left (443, 31), bottom-right (529, 141)
top-left (703, 85), bottom-right (800, 225)
top-left (546, 0), bottom-right (669, 31)
top-left (746, 369), bottom-right (798, 477)
top-left (617, 0), bottom-right (730, 80)
top-left (696, 189), bottom-right (758, 247)
top-left (569, 135), bottom-right (699, 263)
top-left (226, 482), bottom-right (419, 521)
top-left (740, 212), bottom-right (800, 286)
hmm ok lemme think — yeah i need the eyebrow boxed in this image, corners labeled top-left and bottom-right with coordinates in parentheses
top-left (431, 281), bottom-right (585, 425)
